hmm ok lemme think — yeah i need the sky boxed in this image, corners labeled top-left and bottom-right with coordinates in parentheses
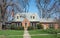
top-left (28, 0), bottom-right (38, 13)
top-left (7, 0), bottom-right (39, 21)
top-left (29, 0), bottom-right (55, 13)
top-left (7, 0), bottom-right (54, 13)
top-left (7, 0), bottom-right (60, 21)
top-left (28, 0), bottom-right (60, 19)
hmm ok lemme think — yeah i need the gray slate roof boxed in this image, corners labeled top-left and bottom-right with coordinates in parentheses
top-left (13, 13), bottom-right (40, 22)
top-left (12, 12), bottom-right (56, 22)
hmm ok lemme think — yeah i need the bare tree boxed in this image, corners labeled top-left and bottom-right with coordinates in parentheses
top-left (0, 0), bottom-right (30, 29)
top-left (0, 0), bottom-right (21, 21)
top-left (0, 0), bottom-right (30, 21)
top-left (36, 0), bottom-right (60, 19)
top-left (36, 0), bottom-right (60, 29)
top-left (22, 0), bottom-right (29, 13)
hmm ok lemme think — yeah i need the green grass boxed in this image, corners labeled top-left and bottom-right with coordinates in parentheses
top-left (57, 34), bottom-right (60, 38)
top-left (29, 29), bottom-right (60, 38)
top-left (0, 30), bottom-right (24, 35)
top-left (0, 29), bottom-right (59, 38)
top-left (0, 30), bottom-right (24, 38)
top-left (31, 34), bottom-right (57, 38)
top-left (0, 35), bottom-right (23, 38)
top-left (6, 36), bottom-right (23, 38)
top-left (29, 29), bottom-right (48, 35)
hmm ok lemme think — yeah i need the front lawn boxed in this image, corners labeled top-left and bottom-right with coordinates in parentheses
top-left (57, 34), bottom-right (60, 38)
top-left (29, 29), bottom-right (60, 38)
top-left (0, 30), bottom-right (24, 35)
top-left (0, 30), bottom-right (24, 38)
top-left (31, 34), bottom-right (57, 38)
top-left (29, 29), bottom-right (60, 35)
top-left (0, 35), bottom-right (23, 38)
top-left (29, 29), bottom-right (49, 35)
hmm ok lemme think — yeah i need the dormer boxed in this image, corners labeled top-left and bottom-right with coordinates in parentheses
top-left (30, 14), bottom-right (36, 19)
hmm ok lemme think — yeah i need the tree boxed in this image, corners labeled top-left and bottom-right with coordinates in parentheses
top-left (22, 0), bottom-right (29, 13)
top-left (0, 0), bottom-right (29, 30)
top-left (0, 0), bottom-right (29, 22)
top-left (36, 0), bottom-right (60, 19)
top-left (36, 0), bottom-right (60, 29)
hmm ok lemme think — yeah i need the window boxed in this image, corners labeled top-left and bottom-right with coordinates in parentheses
top-left (49, 24), bottom-right (54, 28)
top-left (17, 16), bottom-right (19, 19)
top-left (30, 23), bottom-right (33, 26)
top-left (18, 23), bottom-right (19, 26)
top-left (58, 25), bottom-right (60, 28)
top-left (30, 16), bottom-right (32, 19)
top-left (30, 16), bottom-right (35, 19)
top-left (20, 16), bottom-right (22, 18)
top-left (33, 16), bottom-right (35, 19)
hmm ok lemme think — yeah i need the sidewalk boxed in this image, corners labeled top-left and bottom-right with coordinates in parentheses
top-left (23, 29), bottom-right (31, 38)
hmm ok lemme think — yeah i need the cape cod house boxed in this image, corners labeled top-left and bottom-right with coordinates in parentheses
top-left (10, 13), bottom-right (40, 29)
top-left (4, 12), bottom-right (59, 30)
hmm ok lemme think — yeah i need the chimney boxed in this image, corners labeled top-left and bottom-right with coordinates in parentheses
top-left (11, 9), bottom-right (14, 17)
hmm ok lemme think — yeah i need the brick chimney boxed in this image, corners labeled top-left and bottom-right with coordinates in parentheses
top-left (11, 9), bottom-right (14, 17)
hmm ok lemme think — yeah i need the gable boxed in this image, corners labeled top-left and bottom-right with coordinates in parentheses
top-left (13, 13), bottom-right (40, 22)
top-left (22, 18), bottom-right (30, 23)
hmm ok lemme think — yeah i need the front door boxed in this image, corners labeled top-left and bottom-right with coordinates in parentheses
top-left (25, 23), bottom-right (27, 28)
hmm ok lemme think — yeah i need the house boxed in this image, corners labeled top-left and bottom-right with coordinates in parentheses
top-left (5, 12), bottom-right (59, 30)
top-left (11, 13), bottom-right (40, 29)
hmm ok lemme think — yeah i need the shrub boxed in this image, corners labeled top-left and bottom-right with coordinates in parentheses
top-left (57, 29), bottom-right (60, 33)
top-left (19, 26), bottom-right (24, 30)
top-left (11, 24), bottom-right (24, 30)
top-left (5, 25), bottom-right (11, 29)
top-left (45, 29), bottom-right (57, 34)
top-left (37, 24), bottom-right (43, 29)
top-left (11, 24), bottom-right (17, 30)
top-left (28, 26), bottom-right (33, 30)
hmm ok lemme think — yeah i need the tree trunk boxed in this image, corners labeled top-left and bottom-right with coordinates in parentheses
top-left (0, 4), bottom-right (6, 30)
top-left (0, 22), bottom-right (2, 30)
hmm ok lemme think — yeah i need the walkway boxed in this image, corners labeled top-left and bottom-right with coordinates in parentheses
top-left (23, 28), bottom-right (31, 38)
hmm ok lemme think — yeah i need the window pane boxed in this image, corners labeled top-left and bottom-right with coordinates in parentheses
top-left (17, 16), bottom-right (19, 19)
top-left (33, 16), bottom-right (35, 19)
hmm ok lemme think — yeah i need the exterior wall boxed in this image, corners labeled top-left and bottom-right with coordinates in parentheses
top-left (54, 24), bottom-right (58, 29)
top-left (42, 23), bottom-right (59, 30)
top-left (42, 24), bottom-right (49, 29)
top-left (22, 18), bottom-right (30, 29)
top-left (4, 22), bottom-right (59, 30)
top-left (14, 14), bottom-right (20, 21)
top-left (46, 24), bottom-right (49, 29)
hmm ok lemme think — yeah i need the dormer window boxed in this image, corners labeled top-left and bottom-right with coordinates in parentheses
top-left (33, 16), bottom-right (35, 19)
top-left (17, 16), bottom-right (19, 19)
top-left (30, 16), bottom-right (32, 19)
top-left (30, 16), bottom-right (35, 19)
top-left (20, 16), bottom-right (22, 18)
